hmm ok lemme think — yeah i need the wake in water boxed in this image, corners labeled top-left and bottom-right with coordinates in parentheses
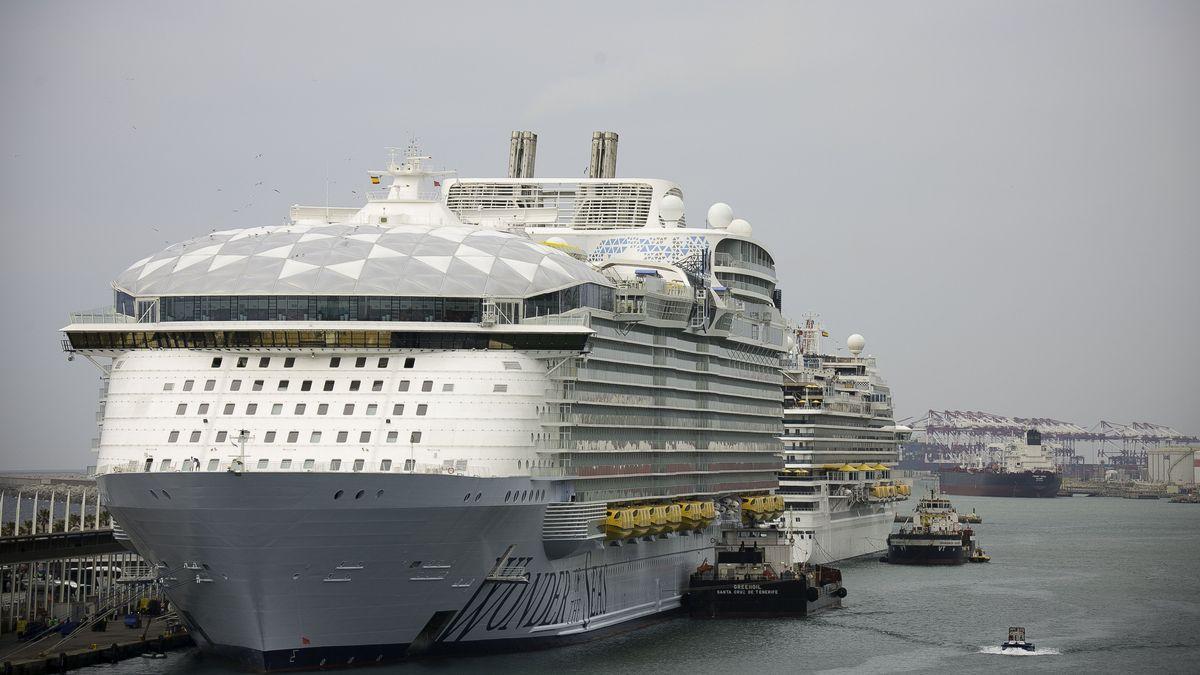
top-left (977, 646), bottom-right (1061, 656)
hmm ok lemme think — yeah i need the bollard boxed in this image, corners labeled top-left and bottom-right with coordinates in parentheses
top-left (110, 643), bottom-right (119, 664)
top-left (58, 652), bottom-right (67, 673)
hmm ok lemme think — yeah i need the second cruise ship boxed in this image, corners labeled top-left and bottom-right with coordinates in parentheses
top-left (774, 318), bottom-right (912, 563)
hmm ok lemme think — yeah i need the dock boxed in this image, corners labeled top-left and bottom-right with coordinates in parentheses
top-left (0, 619), bottom-right (191, 674)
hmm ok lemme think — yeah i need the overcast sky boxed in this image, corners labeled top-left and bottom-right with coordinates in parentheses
top-left (1, 1), bottom-right (1196, 470)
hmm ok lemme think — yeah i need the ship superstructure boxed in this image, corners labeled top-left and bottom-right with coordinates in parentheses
top-left (63, 134), bottom-right (789, 670)
top-left (773, 318), bottom-right (912, 563)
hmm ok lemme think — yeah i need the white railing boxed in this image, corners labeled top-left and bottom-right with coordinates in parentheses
top-left (68, 307), bottom-right (138, 324)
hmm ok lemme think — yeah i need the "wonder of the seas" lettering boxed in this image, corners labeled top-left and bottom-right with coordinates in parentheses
top-left (439, 563), bottom-right (607, 642)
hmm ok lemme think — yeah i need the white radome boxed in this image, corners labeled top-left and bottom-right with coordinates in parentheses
top-left (847, 334), bottom-right (866, 355)
top-left (659, 194), bottom-right (685, 224)
top-left (727, 218), bottom-right (753, 236)
top-left (707, 202), bottom-right (734, 229)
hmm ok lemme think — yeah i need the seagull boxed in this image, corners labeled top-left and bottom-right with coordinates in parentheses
top-left (255, 181), bottom-right (263, 186)
top-left (272, 189), bottom-right (280, 193)
top-left (255, 153), bottom-right (263, 158)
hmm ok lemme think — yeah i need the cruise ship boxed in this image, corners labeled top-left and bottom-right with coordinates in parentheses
top-left (63, 132), bottom-right (792, 670)
top-left (774, 318), bottom-right (912, 563)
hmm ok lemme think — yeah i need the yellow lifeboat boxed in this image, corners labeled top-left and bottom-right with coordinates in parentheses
top-left (648, 505), bottom-right (669, 534)
top-left (630, 507), bottom-right (652, 536)
top-left (679, 501), bottom-right (706, 527)
top-left (870, 486), bottom-right (886, 499)
top-left (605, 508), bottom-right (634, 539)
top-left (741, 495), bottom-right (765, 519)
top-left (664, 503), bottom-right (682, 531)
top-left (699, 501), bottom-right (716, 521)
top-left (771, 494), bottom-right (785, 513)
top-left (898, 484), bottom-right (911, 496)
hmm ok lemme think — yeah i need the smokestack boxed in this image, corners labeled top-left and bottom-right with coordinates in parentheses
top-left (507, 131), bottom-right (538, 178)
top-left (587, 131), bottom-right (619, 178)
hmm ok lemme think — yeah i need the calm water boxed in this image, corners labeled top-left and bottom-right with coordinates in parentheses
top-left (85, 496), bottom-right (1200, 674)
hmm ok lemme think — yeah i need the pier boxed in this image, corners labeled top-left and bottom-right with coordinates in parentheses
top-left (0, 477), bottom-right (177, 672)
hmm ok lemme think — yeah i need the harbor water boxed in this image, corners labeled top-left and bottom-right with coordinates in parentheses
top-left (83, 495), bottom-right (1200, 674)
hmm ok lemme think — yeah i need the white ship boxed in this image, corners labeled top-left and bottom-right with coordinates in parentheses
top-left (773, 318), bottom-right (912, 563)
top-left (64, 132), bottom-right (793, 670)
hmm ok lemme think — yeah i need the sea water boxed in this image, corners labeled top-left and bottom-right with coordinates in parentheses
top-left (82, 495), bottom-right (1200, 674)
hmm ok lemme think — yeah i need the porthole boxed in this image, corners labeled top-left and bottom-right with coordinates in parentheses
top-left (292, 573), bottom-right (300, 580)
top-left (375, 489), bottom-right (384, 499)
top-left (161, 490), bottom-right (172, 500)
top-left (475, 493), bottom-right (482, 501)
top-left (463, 494), bottom-right (471, 502)
top-left (149, 490), bottom-right (158, 499)
top-left (505, 491), bottom-right (511, 502)
top-left (334, 490), bottom-right (344, 500)
top-left (355, 490), bottom-right (365, 500)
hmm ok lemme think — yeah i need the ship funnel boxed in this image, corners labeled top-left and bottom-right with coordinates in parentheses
top-left (1025, 429), bottom-right (1042, 446)
top-left (587, 131), bottom-right (619, 178)
top-left (508, 131), bottom-right (538, 178)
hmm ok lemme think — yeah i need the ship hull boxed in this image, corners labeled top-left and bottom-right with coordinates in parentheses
top-left (937, 469), bottom-right (1061, 498)
top-left (98, 472), bottom-right (711, 672)
top-left (885, 536), bottom-right (967, 565)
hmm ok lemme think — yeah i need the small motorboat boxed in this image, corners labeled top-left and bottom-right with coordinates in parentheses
top-left (1000, 626), bottom-right (1035, 651)
top-left (968, 548), bottom-right (991, 563)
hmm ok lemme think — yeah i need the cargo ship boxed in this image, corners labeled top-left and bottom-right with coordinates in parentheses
top-left (938, 430), bottom-right (1061, 498)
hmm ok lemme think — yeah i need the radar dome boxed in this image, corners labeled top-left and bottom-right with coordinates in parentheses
top-left (707, 202), bottom-right (734, 229)
top-left (727, 218), bottom-right (753, 236)
top-left (847, 334), bottom-right (866, 356)
top-left (545, 236), bottom-right (568, 245)
top-left (659, 194), bottom-right (685, 224)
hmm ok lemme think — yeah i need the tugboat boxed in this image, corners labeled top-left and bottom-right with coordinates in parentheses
top-left (1000, 626), bottom-right (1036, 651)
top-left (884, 491), bottom-right (980, 565)
top-left (685, 527), bottom-right (846, 617)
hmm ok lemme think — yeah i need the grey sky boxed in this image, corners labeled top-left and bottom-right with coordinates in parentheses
top-left (1, 1), bottom-right (1196, 470)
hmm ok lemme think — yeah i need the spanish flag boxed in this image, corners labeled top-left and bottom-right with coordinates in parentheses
top-left (370, 176), bottom-right (380, 185)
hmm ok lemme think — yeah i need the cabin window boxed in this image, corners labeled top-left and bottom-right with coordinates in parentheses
top-left (237, 357), bottom-right (248, 368)
top-left (310, 431), bottom-right (322, 443)
top-left (215, 431), bottom-right (228, 442)
top-left (330, 459), bottom-right (342, 471)
top-left (197, 403), bottom-right (209, 415)
top-left (329, 357), bottom-right (341, 367)
top-left (207, 459), bottom-right (219, 471)
top-left (301, 380), bottom-right (312, 391)
top-left (355, 357), bottom-right (366, 368)
top-left (378, 358), bottom-right (389, 368)
top-left (287, 431), bottom-right (299, 443)
top-left (403, 357), bottom-right (415, 368)
top-left (337, 431), bottom-right (348, 443)
top-left (264, 431), bottom-right (276, 443)
top-left (284, 357), bottom-right (295, 368)
top-left (359, 431), bottom-right (371, 443)
top-left (182, 379), bottom-right (194, 392)
top-left (352, 459), bottom-right (364, 472)
top-left (211, 357), bottom-right (222, 368)
top-left (366, 404), bottom-right (378, 416)
top-left (380, 459), bottom-right (392, 471)
top-left (168, 431), bottom-right (180, 443)
top-left (189, 431), bottom-right (201, 442)
top-left (259, 357), bottom-right (270, 368)
top-left (176, 404), bottom-right (187, 415)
